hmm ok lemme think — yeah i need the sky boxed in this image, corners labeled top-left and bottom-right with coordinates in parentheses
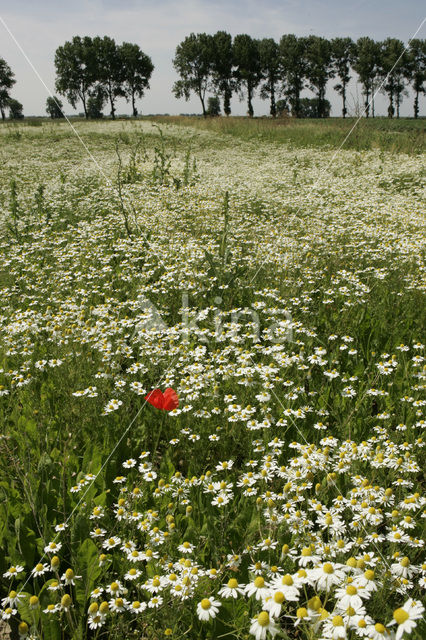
top-left (0, 0), bottom-right (425, 118)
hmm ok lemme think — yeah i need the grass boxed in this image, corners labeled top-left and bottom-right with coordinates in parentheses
top-left (151, 115), bottom-right (426, 154)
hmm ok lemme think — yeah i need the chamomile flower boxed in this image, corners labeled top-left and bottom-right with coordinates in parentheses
top-left (312, 562), bottom-right (346, 591)
top-left (2, 607), bottom-right (17, 620)
top-left (109, 597), bottom-right (128, 612)
top-left (366, 622), bottom-right (391, 640)
top-left (196, 597), bottom-right (221, 621)
top-left (218, 578), bottom-right (245, 598)
top-left (3, 565), bottom-right (24, 578)
top-left (88, 613), bottom-right (106, 629)
top-left (128, 600), bottom-right (147, 614)
top-left (388, 599), bottom-right (425, 640)
top-left (249, 611), bottom-right (279, 639)
top-left (31, 562), bottom-right (50, 577)
top-left (44, 541), bottom-right (62, 554)
top-left (245, 576), bottom-right (270, 600)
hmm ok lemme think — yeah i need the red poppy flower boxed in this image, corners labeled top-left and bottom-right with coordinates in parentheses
top-left (145, 388), bottom-right (179, 411)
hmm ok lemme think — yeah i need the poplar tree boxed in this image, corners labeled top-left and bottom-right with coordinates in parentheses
top-left (233, 34), bottom-right (262, 117)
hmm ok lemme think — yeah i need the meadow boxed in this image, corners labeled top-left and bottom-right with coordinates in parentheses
top-left (0, 118), bottom-right (425, 640)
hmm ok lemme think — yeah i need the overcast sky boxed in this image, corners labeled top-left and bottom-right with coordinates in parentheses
top-left (1, 0), bottom-right (425, 117)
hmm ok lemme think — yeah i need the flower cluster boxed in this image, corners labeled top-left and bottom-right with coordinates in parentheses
top-left (0, 121), bottom-right (424, 639)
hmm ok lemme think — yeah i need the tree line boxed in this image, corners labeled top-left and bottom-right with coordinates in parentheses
top-left (172, 32), bottom-right (426, 118)
top-left (0, 36), bottom-right (154, 121)
top-left (1, 33), bottom-right (424, 120)
top-left (54, 36), bottom-right (154, 119)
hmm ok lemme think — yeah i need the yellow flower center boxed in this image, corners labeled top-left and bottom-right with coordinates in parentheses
top-left (274, 591), bottom-right (285, 604)
top-left (346, 586), bottom-right (357, 595)
top-left (323, 563), bottom-right (334, 574)
top-left (228, 579), bottom-right (238, 589)
top-left (257, 611), bottom-right (270, 627)
top-left (254, 576), bottom-right (265, 588)
top-left (200, 598), bottom-right (211, 610)
top-left (61, 594), bottom-right (72, 608)
top-left (281, 574), bottom-right (293, 585)
top-left (297, 607), bottom-right (308, 618)
top-left (332, 616), bottom-right (344, 627)
top-left (308, 596), bottom-right (321, 611)
top-left (393, 609), bottom-right (409, 624)
top-left (375, 623), bottom-right (386, 634)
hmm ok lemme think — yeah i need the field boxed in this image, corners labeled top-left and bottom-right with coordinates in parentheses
top-left (0, 118), bottom-right (425, 640)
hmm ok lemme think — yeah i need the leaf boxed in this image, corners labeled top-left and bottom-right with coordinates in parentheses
top-left (17, 591), bottom-right (39, 627)
top-left (40, 618), bottom-right (61, 640)
top-left (75, 538), bottom-right (101, 608)
top-left (15, 518), bottom-right (37, 567)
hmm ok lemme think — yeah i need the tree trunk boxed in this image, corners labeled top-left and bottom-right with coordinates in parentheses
top-left (364, 87), bottom-right (370, 118)
top-left (0, 106), bottom-right (5, 120)
top-left (270, 81), bottom-right (276, 118)
top-left (294, 87), bottom-right (300, 118)
top-left (223, 85), bottom-right (231, 116)
top-left (414, 90), bottom-right (419, 118)
top-left (317, 89), bottom-right (323, 117)
top-left (342, 85), bottom-right (347, 118)
top-left (387, 91), bottom-right (394, 118)
top-left (109, 93), bottom-right (116, 120)
top-left (247, 86), bottom-right (254, 118)
top-left (199, 93), bottom-right (207, 117)
top-left (132, 92), bottom-right (137, 117)
top-left (81, 94), bottom-right (88, 119)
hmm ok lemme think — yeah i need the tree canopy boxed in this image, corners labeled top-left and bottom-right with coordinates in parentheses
top-left (172, 32), bottom-right (425, 118)
top-left (332, 37), bottom-right (356, 118)
top-left (46, 96), bottom-right (64, 119)
top-left (172, 32), bottom-right (214, 117)
top-left (8, 98), bottom-right (24, 119)
top-left (233, 34), bottom-right (262, 117)
top-left (54, 36), bottom-right (153, 118)
top-left (0, 57), bottom-right (16, 121)
top-left (120, 42), bottom-right (154, 117)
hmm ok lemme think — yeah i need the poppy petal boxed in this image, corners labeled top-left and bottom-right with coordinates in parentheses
top-left (145, 389), bottom-right (164, 409)
top-left (162, 388), bottom-right (179, 411)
